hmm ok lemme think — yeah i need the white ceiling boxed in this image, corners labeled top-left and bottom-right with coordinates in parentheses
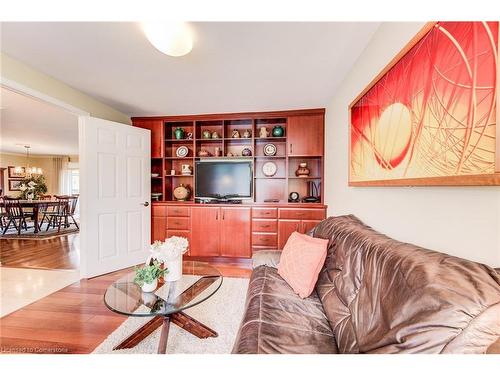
top-left (0, 22), bottom-right (380, 117)
top-left (0, 87), bottom-right (78, 155)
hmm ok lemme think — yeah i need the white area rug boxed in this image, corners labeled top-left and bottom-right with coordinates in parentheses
top-left (93, 276), bottom-right (249, 354)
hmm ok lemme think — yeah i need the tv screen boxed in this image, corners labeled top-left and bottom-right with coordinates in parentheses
top-left (195, 161), bottom-right (253, 199)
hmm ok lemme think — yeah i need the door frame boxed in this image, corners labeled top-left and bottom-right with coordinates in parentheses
top-left (1, 77), bottom-right (115, 279)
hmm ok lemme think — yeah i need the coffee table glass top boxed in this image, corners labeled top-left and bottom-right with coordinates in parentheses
top-left (104, 261), bottom-right (223, 317)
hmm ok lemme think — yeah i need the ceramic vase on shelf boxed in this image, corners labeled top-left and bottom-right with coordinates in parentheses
top-left (295, 162), bottom-right (310, 177)
top-left (174, 127), bottom-right (185, 140)
top-left (272, 125), bottom-right (284, 137)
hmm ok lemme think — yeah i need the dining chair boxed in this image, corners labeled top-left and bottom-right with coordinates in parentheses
top-left (67, 195), bottom-right (79, 230)
top-left (0, 196), bottom-right (8, 231)
top-left (45, 195), bottom-right (71, 233)
top-left (2, 197), bottom-right (32, 235)
top-left (38, 195), bottom-right (55, 230)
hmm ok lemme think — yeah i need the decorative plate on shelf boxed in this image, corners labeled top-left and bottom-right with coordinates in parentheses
top-left (176, 146), bottom-right (189, 158)
top-left (263, 143), bottom-right (277, 156)
top-left (262, 161), bottom-right (277, 177)
top-left (173, 184), bottom-right (191, 201)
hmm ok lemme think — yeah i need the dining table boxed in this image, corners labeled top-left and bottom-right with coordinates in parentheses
top-left (0, 199), bottom-right (60, 233)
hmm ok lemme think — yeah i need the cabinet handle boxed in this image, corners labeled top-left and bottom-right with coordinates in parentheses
top-left (262, 224), bottom-right (270, 228)
top-left (290, 144), bottom-right (293, 154)
top-left (216, 211), bottom-right (218, 220)
top-left (222, 211), bottom-right (225, 220)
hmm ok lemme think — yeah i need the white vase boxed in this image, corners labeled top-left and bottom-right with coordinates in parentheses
top-left (141, 279), bottom-right (158, 293)
top-left (164, 255), bottom-right (182, 281)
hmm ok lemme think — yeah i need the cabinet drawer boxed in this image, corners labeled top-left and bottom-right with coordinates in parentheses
top-left (279, 208), bottom-right (325, 220)
top-left (167, 217), bottom-right (190, 230)
top-left (167, 206), bottom-right (190, 217)
top-left (152, 205), bottom-right (167, 217)
top-left (252, 219), bottom-right (277, 233)
top-left (252, 208), bottom-right (278, 219)
top-left (252, 233), bottom-right (278, 247)
top-left (252, 246), bottom-right (281, 253)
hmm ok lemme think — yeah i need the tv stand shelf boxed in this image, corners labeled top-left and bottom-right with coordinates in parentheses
top-left (133, 108), bottom-right (326, 258)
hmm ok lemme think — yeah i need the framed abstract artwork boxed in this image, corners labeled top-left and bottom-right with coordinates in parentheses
top-left (349, 22), bottom-right (500, 186)
top-left (9, 179), bottom-right (23, 191)
top-left (8, 166), bottom-right (25, 179)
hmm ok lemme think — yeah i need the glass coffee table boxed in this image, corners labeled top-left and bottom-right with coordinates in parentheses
top-left (104, 261), bottom-right (223, 353)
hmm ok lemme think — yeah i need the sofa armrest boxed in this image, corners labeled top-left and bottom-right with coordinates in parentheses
top-left (252, 250), bottom-right (281, 269)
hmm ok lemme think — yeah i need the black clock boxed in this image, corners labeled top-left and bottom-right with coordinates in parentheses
top-left (288, 192), bottom-right (300, 203)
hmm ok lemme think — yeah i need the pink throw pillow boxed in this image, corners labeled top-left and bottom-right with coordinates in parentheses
top-left (277, 231), bottom-right (328, 298)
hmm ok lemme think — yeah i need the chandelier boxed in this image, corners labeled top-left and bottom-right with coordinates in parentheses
top-left (14, 145), bottom-right (43, 177)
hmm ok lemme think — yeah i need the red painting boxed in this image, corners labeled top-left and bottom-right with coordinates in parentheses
top-left (350, 22), bottom-right (498, 184)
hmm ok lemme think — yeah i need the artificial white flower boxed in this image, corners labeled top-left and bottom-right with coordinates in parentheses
top-left (27, 181), bottom-right (37, 188)
top-left (19, 184), bottom-right (27, 191)
top-left (147, 236), bottom-right (189, 263)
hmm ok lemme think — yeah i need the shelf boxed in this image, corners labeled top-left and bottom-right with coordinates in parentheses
top-left (165, 174), bottom-right (193, 177)
top-left (255, 156), bottom-right (286, 159)
top-left (164, 157), bottom-right (194, 160)
top-left (165, 139), bottom-right (194, 142)
top-left (254, 177), bottom-right (286, 180)
top-left (151, 176), bottom-right (163, 179)
top-left (224, 137), bottom-right (252, 141)
top-left (195, 138), bottom-right (223, 142)
top-left (288, 155), bottom-right (323, 158)
top-left (195, 156), bottom-right (253, 160)
top-left (255, 137), bottom-right (286, 141)
top-left (288, 176), bottom-right (321, 179)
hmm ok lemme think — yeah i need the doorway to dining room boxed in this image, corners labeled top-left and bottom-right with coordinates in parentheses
top-left (0, 86), bottom-right (81, 316)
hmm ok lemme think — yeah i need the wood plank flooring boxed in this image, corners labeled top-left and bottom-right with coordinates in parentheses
top-left (0, 235), bottom-right (252, 354)
top-left (0, 234), bottom-right (79, 270)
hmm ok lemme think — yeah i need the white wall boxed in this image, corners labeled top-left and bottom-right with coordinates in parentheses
top-left (325, 22), bottom-right (500, 267)
top-left (1, 53), bottom-right (131, 124)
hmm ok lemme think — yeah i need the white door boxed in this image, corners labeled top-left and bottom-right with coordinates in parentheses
top-left (79, 116), bottom-right (151, 278)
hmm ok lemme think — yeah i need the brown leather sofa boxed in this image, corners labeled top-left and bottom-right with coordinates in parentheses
top-left (232, 215), bottom-right (500, 354)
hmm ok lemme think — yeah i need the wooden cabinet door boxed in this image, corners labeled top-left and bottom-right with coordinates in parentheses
top-left (220, 207), bottom-right (251, 258)
top-left (133, 119), bottom-right (164, 158)
top-left (301, 220), bottom-right (322, 235)
top-left (287, 114), bottom-right (324, 156)
top-left (152, 216), bottom-right (167, 242)
top-left (278, 219), bottom-right (301, 249)
top-left (190, 207), bottom-right (220, 256)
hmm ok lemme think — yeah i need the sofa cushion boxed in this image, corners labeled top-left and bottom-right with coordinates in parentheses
top-left (278, 232), bottom-right (328, 298)
top-left (313, 215), bottom-right (500, 354)
top-left (232, 266), bottom-right (338, 354)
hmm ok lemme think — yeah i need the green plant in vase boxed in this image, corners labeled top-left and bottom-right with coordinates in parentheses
top-left (134, 260), bottom-right (168, 292)
top-left (19, 175), bottom-right (48, 200)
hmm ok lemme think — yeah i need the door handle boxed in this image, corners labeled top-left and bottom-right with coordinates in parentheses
top-left (142, 202), bottom-right (150, 207)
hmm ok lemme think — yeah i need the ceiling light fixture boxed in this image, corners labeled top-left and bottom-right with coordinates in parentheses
top-left (14, 145), bottom-right (43, 177)
top-left (141, 21), bottom-right (193, 57)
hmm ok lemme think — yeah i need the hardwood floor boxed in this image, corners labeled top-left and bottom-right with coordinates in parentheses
top-left (0, 234), bottom-right (79, 270)
top-left (0, 235), bottom-right (252, 354)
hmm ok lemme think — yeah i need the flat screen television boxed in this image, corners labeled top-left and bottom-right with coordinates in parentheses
top-left (195, 160), bottom-right (253, 200)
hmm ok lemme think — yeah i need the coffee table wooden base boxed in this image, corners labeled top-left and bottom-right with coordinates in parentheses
top-left (113, 312), bottom-right (218, 354)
